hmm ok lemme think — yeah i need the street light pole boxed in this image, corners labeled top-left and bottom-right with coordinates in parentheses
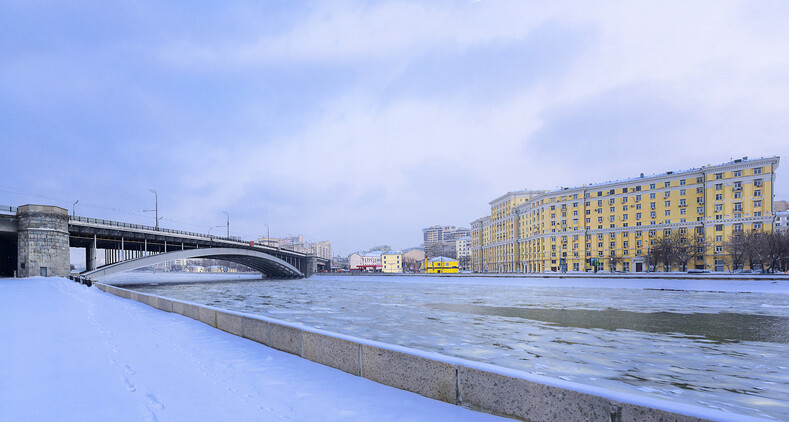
top-left (72, 200), bottom-right (79, 217)
top-left (223, 211), bottom-right (229, 238)
top-left (149, 189), bottom-right (158, 230)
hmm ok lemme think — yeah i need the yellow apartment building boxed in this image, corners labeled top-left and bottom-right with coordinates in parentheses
top-left (471, 157), bottom-right (780, 273)
top-left (423, 256), bottom-right (459, 273)
top-left (381, 251), bottom-right (403, 273)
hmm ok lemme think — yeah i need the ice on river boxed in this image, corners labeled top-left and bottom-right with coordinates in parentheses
top-left (125, 273), bottom-right (789, 421)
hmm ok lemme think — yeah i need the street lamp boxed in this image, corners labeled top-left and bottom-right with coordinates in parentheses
top-left (208, 225), bottom-right (224, 236)
top-left (222, 211), bottom-right (229, 238)
top-left (263, 223), bottom-right (270, 246)
top-left (143, 189), bottom-right (159, 230)
top-left (72, 200), bottom-right (79, 217)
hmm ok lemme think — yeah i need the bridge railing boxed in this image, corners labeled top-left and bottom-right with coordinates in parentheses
top-left (67, 214), bottom-right (327, 262)
top-left (0, 205), bottom-right (17, 214)
top-left (69, 215), bottom-right (243, 243)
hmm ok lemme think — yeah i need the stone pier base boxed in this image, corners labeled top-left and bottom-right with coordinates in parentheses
top-left (17, 205), bottom-right (70, 277)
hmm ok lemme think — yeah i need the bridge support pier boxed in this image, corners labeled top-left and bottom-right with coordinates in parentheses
top-left (17, 205), bottom-right (70, 277)
top-left (86, 235), bottom-right (97, 271)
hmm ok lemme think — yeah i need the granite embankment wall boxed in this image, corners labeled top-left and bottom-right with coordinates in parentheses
top-left (95, 282), bottom-right (736, 422)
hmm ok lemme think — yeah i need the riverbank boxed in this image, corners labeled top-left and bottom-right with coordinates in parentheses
top-left (0, 277), bottom-right (506, 421)
top-left (323, 271), bottom-right (789, 281)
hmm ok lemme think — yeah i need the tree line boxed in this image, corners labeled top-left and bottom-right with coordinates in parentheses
top-left (644, 228), bottom-right (789, 273)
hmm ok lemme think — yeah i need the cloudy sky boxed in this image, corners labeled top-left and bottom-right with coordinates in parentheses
top-left (2, 1), bottom-right (788, 256)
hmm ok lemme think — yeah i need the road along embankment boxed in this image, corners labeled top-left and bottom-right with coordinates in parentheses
top-left (95, 282), bottom-right (762, 422)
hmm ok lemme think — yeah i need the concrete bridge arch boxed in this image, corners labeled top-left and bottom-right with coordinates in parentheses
top-left (82, 247), bottom-right (304, 279)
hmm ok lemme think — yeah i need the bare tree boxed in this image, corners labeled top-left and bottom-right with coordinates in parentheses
top-left (723, 233), bottom-right (748, 272)
top-left (648, 235), bottom-right (674, 272)
top-left (753, 230), bottom-right (789, 273)
top-left (668, 229), bottom-right (695, 272)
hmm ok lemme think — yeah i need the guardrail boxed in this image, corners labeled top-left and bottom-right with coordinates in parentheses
top-left (67, 214), bottom-right (323, 261)
top-left (69, 215), bottom-right (243, 243)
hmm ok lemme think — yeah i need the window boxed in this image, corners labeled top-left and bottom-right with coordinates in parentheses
top-left (609, 189), bottom-right (615, 195)
top-left (715, 204), bottom-right (722, 212)
top-left (734, 223), bottom-right (743, 232)
top-left (598, 217), bottom-right (603, 223)
top-left (623, 205), bottom-right (628, 211)
top-left (734, 170), bottom-right (741, 177)
top-left (754, 179), bottom-right (763, 187)
top-left (733, 181), bottom-right (742, 190)
top-left (598, 234), bottom-right (604, 240)
top-left (697, 187), bottom-right (703, 194)
top-left (664, 181), bottom-right (670, 188)
top-left (754, 222), bottom-right (762, 230)
top-left (680, 189), bottom-right (686, 196)
top-left (754, 167), bottom-right (762, 174)
top-left (680, 179), bottom-right (686, 186)
top-left (715, 183), bottom-right (723, 190)
top-left (650, 183), bottom-right (656, 189)
top-left (609, 198), bottom-right (615, 205)
top-left (755, 212), bottom-right (761, 217)
top-left (716, 214), bottom-right (723, 220)
top-left (734, 203), bottom-right (743, 212)
top-left (623, 187), bottom-right (628, 193)
top-left (650, 193), bottom-right (656, 199)
top-left (665, 210), bottom-right (671, 216)
top-left (754, 189), bottom-right (761, 197)
top-left (734, 192), bottom-right (741, 199)
top-left (664, 200), bottom-right (671, 207)
top-left (610, 242), bottom-right (616, 249)
top-left (716, 173), bottom-right (723, 180)
top-left (610, 207), bottom-right (615, 213)
top-left (754, 200), bottom-right (761, 207)
top-left (697, 206), bottom-right (703, 214)
top-left (636, 204), bottom-right (642, 210)
top-left (650, 211), bottom-right (656, 218)
top-left (715, 246), bottom-right (722, 253)
top-left (623, 241), bottom-right (629, 248)
top-left (598, 200), bottom-right (603, 206)
top-left (636, 194), bottom-right (641, 201)
top-left (696, 176), bottom-right (703, 183)
top-left (610, 233), bottom-right (616, 240)
top-left (680, 199), bottom-right (686, 206)
top-left (635, 186), bottom-right (642, 191)
top-left (680, 208), bottom-right (686, 215)
top-left (609, 215), bottom-right (615, 222)
top-left (715, 194), bottom-right (723, 200)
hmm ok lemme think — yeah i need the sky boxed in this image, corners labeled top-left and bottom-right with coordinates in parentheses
top-left (2, 1), bottom-right (789, 256)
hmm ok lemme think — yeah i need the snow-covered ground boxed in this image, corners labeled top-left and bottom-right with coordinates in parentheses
top-left (0, 277), bottom-right (508, 421)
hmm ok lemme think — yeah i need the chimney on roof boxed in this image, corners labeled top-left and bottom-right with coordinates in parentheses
top-left (640, 173), bottom-right (644, 178)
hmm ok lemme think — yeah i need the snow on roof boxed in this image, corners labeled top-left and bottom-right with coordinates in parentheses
top-left (428, 256), bottom-right (456, 262)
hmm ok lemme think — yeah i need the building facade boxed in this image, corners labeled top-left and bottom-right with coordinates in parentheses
top-left (422, 256), bottom-right (459, 273)
top-left (381, 251), bottom-right (403, 273)
top-left (456, 236), bottom-right (472, 271)
top-left (472, 157), bottom-right (780, 273)
top-left (348, 251), bottom-right (383, 272)
top-left (423, 225), bottom-right (470, 259)
top-left (775, 211), bottom-right (789, 233)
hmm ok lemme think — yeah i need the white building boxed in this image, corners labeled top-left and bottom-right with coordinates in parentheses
top-left (776, 211), bottom-right (789, 233)
top-left (348, 251), bottom-right (383, 272)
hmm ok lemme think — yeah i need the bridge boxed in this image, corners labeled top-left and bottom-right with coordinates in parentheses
top-left (0, 204), bottom-right (330, 279)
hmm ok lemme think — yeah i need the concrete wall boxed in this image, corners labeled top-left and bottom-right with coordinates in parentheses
top-left (17, 205), bottom-right (70, 277)
top-left (94, 282), bottom-right (718, 422)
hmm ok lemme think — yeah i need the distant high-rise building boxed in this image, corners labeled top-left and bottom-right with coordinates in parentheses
top-left (775, 200), bottom-right (788, 212)
top-left (422, 225), bottom-right (470, 259)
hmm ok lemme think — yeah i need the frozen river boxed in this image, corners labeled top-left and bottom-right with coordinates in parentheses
top-left (117, 273), bottom-right (789, 420)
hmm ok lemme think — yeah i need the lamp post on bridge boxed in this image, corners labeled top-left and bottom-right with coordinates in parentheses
top-left (143, 189), bottom-right (159, 230)
top-left (223, 211), bottom-right (229, 238)
top-left (72, 200), bottom-right (79, 217)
